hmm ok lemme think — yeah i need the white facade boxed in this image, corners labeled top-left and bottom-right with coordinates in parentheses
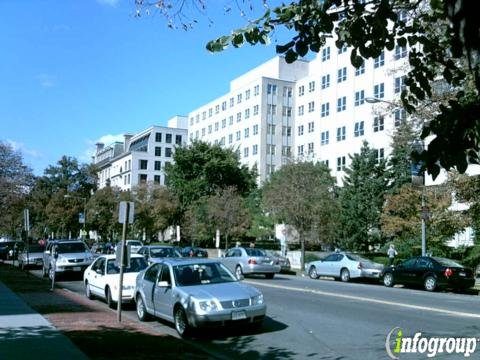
top-left (187, 57), bottom-right (310, 183)
top-left (94, 117), bottom-right (188, 191)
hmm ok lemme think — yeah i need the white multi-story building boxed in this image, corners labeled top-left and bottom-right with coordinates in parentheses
top-left (187, 57), bottom-right (310, 183)
top-left (94, 116), bottom-right (187, 190)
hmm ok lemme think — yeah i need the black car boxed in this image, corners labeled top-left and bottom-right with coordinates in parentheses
top-left (181, 246), bottom-right (209, 258)
top-left (381, 256), bottom-right (476, 292)
top-left (0, 240), bottom-right (24, 260)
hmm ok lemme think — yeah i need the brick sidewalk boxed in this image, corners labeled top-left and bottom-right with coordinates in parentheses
top-left (0, 262), bottom-right (211, 359)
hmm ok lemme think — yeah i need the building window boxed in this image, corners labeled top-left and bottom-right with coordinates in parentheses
top-left (154, 175), bottom-right (161, 184)
top-left (395, 75), bottom-right (407, 94)
top-left (208, 125), bottom-right (212, 134)
top-left (337, 67), bottom-right (347, 83)
top-left (338, 44), bottom-right (347, 54)
top-left (298, 85), bottom-right (305, 96)
top-left (373, 116), bottom-right (385, 132)
top-left (253, 105), bottom-right (259, 115)
top-left (374, 83), bottom-right (385, 99)
top-left (336, 156), bottom-right (346, 171)
top-left (336, 126), bottom-right (346, 141)
top-left (245, 108), bottom-right (250, 119)
top-left (321, 46), bottom-right (330, 61)
top-left (139, 174), bottom-right (147, 183)
top-left (308, 122), bottom-right (314, 133)
top-left (267, 124), bottom-right (276, 135)
top-left (245, 89), bottom-right (251, 100)
top-left (321, 131), bottom-right (329, 145)
top-left (308, 101), bottom-right (315, 113)
top-left (298, 105), bottom-right (304, 116)
top-left (222, 101), bottom-right (227, 111)
top-left (267, 104), bottom-right (277, 115)
top-left (282, 106), bottom-right (292, 117)
top-left (282, 126), bottom-right (292, 136)
top-left (308, 81), bottom-right (315, 92)
top-left (175, 135), bottom-right (182, 145)
top-left (195, 114), bottom-right (200, 123)
top-left (321, 74), bottom-right (330, 89)
top-left (222, 119), bottom-right (226, 128)
top-left (374, 51), bottom-right (385, 68)
top-left (165, 147), bottom-right (172, 158)
top-left (267, 144), bottom-right (276, 155)
top-left (189, 117), bottom-right (194, 126)
top-left (244, 128), bottom-right (250, 138)
top-left (321, 102), bottom-right (330, 117)
top-left (355, 63), bottom-right (365, 76)
top-left (267, 84), bottom-right (277, 95)
top-left (202, 111), bottom-right (206, 120)
top-left (237, 112), bottom-right (242, 122)
top-left (165, 133), bottom-right (172, 143)
top-left (236, 131), bottom-right (241, 141)
top-left (229, 116), bottom-right (234, 125)
top-left (155, 132), bottom-right (162, 142)
top-left (229, 97), bottom-right (234, 107)
top-left (244, 147), bottom-right (249, 158)
top-left (254, 85), bottom-right (260, 96)
top-left (139, 160), bottom-right (148, 170)
top-left (228, 134), bottom-right (233, 144)
top-left (395, 109), bottom-right (407, 126)
top-left (337, 96), bottom-right (347, 112)
top-left (154, 161), bottom-right (161, 171)
top-left (395, 45), bottom-right (407, 60)
top-left (252, 144), bottom-right (258, 155)
top-left (374, 148), bottom-right (385, 163)
top-left (284, 87), bottom-right (292, 98)
top-left (155, 147), bottom-right (162, 156)
top-left (308, 142), bottom-right (314, 154)
top-left (298, 145), bottom-right (304, 156)
top-left (354, 121), bottom-right (365, 137)
top-left (298, 125), bottom-right (304, 136)
top-left (282, 146), bottom-right (291, 156)
top-left (214, 122), bottom-right (219, 132)
top-left (355, 90), bottom-right (365, 106)
top-left (253, 124), bottom-right (259, 135)
top-left (237, 93), bottom-right (242, 104)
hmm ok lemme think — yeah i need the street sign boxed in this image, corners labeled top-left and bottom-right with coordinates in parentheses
top-left (421, 206), bottom-right (431, 220)
top-left (79, 212), bottom-right (85, 224)
top-left (118, 201), bottom-right (134, 224)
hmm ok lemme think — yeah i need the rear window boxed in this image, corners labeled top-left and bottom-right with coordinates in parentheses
top-left (434, 257), bottom-right (464, 268)
top-left (127, 241), bottom-right (142, 246)
top-left (245, 248), bottom-right (266, 257)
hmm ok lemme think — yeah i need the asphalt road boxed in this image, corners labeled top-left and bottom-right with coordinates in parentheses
top-left (39, 270), bottom-right (480, 360)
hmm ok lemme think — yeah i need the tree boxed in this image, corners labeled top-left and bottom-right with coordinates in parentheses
top-left (165, 140), bottom-right (257, 214)
top-left (339, 141), bottom-right (388, 252)
top-left (86, 186), bottom-right (123, 242)
top-left (245, 188), bottom-right (275, 242)
top-left (0, 141), bottom-right (34, 237)
top-left (206, 187), bottom-right (251, 250)
top-left (262, 161), bottom-right (339, 270)
top-left (139, 0), bottom-right (479, 178)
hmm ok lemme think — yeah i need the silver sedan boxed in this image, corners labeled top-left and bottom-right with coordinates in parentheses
top-left (306, 252), bottom-right (384, 282)
top-left (219, 247), bottom-right (281, 279)
top-left (134, 258), bottom-right (266, 337)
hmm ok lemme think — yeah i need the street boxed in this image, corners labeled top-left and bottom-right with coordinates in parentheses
top-left (40, 269), bottom-right (480, 360)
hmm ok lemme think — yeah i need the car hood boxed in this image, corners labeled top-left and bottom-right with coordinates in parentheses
top-left (179, 281), bottom-right (261, 300)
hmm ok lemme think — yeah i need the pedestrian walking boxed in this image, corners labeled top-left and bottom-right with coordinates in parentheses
top-left (387, 244), bottom-right (398, 266)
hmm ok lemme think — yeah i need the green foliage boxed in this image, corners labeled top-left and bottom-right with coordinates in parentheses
top-left (245, 188), bottom-right (275, 241)
top-left (339, 141), bottom-right (388, 251)
top-left (165, 140), bottom-right (257, 214)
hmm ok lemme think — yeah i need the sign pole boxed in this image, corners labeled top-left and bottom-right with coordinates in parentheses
top-left (117, 202), bottom-right (129, 322)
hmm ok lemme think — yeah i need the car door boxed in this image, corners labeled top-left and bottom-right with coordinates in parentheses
top-left (153, 264), bottom-right (174, 320)
top-left (395, 258), bottom-right (418, 284)
top-left (88, 257), bottom-right (106, 297)
top-left (222, 249), bottom-right (239, 272)
top-left (316, 254), bottom-right (338, 276)
top-left (411, 257), bottom-right (432, 286)
top-left (141, 263), bottom-right (161, 311)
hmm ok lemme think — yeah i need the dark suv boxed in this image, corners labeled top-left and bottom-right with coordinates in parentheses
top-left (42, 239), bottom-right (94, 279)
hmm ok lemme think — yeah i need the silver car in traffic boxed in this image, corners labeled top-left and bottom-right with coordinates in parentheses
top-left (134, 258), bottom-right (266, 337)
top-left (306, 252), bottom-right (384, 282)
top-left (220, 247), bottom-right (281, 279)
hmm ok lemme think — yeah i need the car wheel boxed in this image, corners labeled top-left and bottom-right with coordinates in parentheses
top-left (85, 282), bottom-right (93, 300)
top-left (235, 266), bottom-right (243, 280)
top-left (340, 268), bottom-right (351, 282)
top-left (136, 295), bottom-right (150, 321)
top-left (174, 306), bottom-right (191, 337)
top-left (383, 272), bottom-right (394, 287)
top-left (106, 287), bottom-right (115, 309)
top-left (424, 276), bottom-right (437, 292)
top-left (265, 273), bottom-right (274, 279)
top-left (308, 266), bottom-right (319, 279)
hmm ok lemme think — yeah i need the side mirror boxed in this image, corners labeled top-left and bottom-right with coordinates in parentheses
top-left (237, 274), bottom-right (245, 281)
top-left (157, 280), bottom-right (170, 288)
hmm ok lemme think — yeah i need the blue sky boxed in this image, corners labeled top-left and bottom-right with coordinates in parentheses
top-left (0, 0), bottom-right (287, 176)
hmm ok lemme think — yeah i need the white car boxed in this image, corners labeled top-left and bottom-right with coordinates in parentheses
top-left (83, 254), bottom-right (148, 308)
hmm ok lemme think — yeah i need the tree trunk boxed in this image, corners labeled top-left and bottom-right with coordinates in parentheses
top-left (300, 235), bottom-right (305, 272)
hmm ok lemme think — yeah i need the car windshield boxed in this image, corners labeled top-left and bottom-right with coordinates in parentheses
top-left (106, 257), bottom-right (148, 274)
top-left (245, 248), bottom-right (267, 257)
top-left (24, 245), bottom-right (44, 252)
top-left (150, 247), bottom-right (179, 258)
top-left (433, 257), bottom-right (464, 268)
top-left (56, 242), bottom-right (88, 253)
top-left (174, 262), bottom-right (237, 286)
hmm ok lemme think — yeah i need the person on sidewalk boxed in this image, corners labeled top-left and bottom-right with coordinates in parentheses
top-left (387, 244), bottom-right (398, 266)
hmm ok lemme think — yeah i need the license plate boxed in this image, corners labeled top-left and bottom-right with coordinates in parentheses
top-left (73, 267), bottom-right (81, 271)
top-left (231, 311), bottom-right (247, 321)
top-left (459, 272), bottom-right (466, 277)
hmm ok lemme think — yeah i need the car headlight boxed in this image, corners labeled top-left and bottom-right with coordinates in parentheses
top-left (196, 299), bottom-right (219, 313)
top-left (251, 294), bottom-right (264, 306)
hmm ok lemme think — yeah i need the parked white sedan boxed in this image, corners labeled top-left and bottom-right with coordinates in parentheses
top-left (84, 254), bottom-right (148, 308)
top-left (306, 252), bottom-right (384, 282)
